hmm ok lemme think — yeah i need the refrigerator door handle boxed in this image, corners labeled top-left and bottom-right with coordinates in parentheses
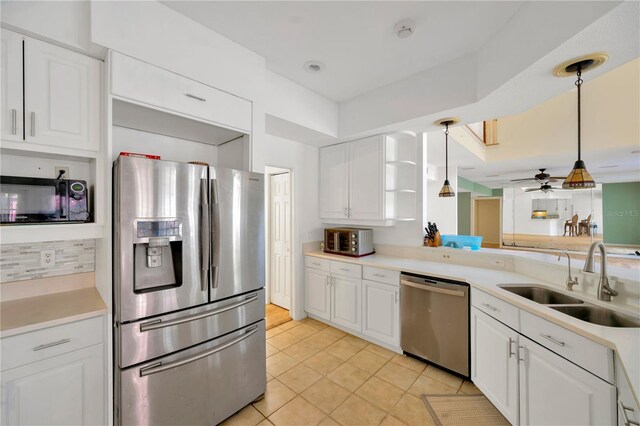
top-left (210, 178), bottom-right (221, 289)
top-left (138, 324), bottom-right (260, 377)
top-left (200, 178), bottom-right (210, 291)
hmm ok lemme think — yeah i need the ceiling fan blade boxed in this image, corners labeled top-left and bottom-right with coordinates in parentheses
top-left (524, 188), bottom-right (541, 192)
top-left (511, 178), bottom-right (536, 182)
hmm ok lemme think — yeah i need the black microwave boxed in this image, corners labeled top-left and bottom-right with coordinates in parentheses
top-left (0, 176), bottom-right (90, 224)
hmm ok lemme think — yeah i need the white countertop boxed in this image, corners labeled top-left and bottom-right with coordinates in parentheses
top-left (306, 250), bottom-right (640, 405)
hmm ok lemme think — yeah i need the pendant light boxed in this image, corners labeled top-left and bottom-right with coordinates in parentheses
top-left (434, 118), bottom-right (459, 197)
top-left (553, 54), bottom-right (608, 189)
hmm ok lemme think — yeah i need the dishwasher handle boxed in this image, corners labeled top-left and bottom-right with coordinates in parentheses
top-left (400, 279), bottom-right (466, 297)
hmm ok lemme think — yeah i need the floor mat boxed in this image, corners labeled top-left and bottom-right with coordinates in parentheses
top-left (421, 394), bottom-right (510, 426)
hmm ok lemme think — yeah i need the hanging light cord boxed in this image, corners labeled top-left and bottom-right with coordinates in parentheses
top-left (444, 123), bottom-right (449, 180)
top-left (575, 68), bottom-right (583, 161)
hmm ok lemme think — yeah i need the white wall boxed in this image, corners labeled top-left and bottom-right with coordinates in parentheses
top-left (255, 134), bottom-right (323, 319)
top-left (112, 126), bottom-right (218, 165)
top-left (425, 166), bottom-right (458, 236)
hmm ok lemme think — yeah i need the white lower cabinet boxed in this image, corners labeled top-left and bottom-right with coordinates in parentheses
top-left (362, 279), bottom-right (399, 347)
top-left (471, 307), bottom-right (519, 424)
top-left (519, 335), bottom-right (616, 426)
top-left (471, 303), bottom-right (616, 426)
top-left (331, 275), bottom-right (361, 332)
top-left (1, 344), bottom-right (105, 426)
top-left (305, 267), bottom-right (331, 321)
top-left (305, 258), bottom-right (400, 347)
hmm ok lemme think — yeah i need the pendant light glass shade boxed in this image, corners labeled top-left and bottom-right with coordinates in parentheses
top-left (562, 64), bottom-right (595, 189)
top-left (563, 160), bottom-right (595, 189)
top-left (439, 179), bottom-right (455, 197)
top-left (439, 121), bottom-right (455, 198)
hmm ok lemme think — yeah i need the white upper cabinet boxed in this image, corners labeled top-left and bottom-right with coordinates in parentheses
top-left (349, 136), bottom-right (385, 220)
top-left (1, 30), bottom-right (23, 143)
top-left (0, 30), bottom-right (101, 153)
top-left (319, 143), bottom-right (350, 219)
top-left (110, 52), bottom-right (252, 133)
top-left (319, 132), bottom-right (417, 225)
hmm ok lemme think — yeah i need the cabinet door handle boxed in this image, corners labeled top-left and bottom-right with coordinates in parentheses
top-left (507, 338), bottom-right (516, 358)
top-left (482, 303), bottom-right (498, 312)
top-left (518, 345), bottom-right (525, 362)
top-left (11, 109), bottom-right (17, 135)
top-left (33, 338), bottom-right (71, 351)
top-left (344, 207), bottom-right (348, 217)
top-left (185, 93), bottom-right (207, 102)
top-left (619, 401), bottom-right (640, 426)
top-left (30, 112), bottom-right (35, 137)
top-left (540, 333), bottom-right (565, 347)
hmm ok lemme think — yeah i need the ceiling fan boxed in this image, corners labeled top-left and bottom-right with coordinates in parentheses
top-left (511, 168), bottom-right (566, 184)
top-left (524, 183), bottom-right (565, 193)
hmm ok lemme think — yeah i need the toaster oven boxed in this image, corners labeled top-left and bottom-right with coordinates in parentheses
top-left (323, 228), bottom-right (374, 257)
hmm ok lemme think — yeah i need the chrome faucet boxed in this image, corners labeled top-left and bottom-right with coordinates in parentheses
top-left (558, 252), bottom-right (578, 291)
top-left (583, 242), bottom-right (618, 301)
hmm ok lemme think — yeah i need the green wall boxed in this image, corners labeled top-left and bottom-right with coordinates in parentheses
top-left (603, 182), bottom-right (640, 245)
top-left (458, 177), bottom-right (492, 196)
top-left (457, 192), bottom-right (471, 235)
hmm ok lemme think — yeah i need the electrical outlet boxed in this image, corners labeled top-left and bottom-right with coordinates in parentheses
top-left (54, 166), bottom-right (69, 179)
top-left (40, 249), bottom-right (56, 267)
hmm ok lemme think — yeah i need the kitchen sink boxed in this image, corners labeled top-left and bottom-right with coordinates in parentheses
top-left (498, 285), bottom-right (584, 305)
top-left (550, 305), bottom-right (640, 328)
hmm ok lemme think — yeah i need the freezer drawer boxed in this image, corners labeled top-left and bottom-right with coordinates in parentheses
top-left (117, 320), bottom-right (266, 426)
top-left (118, 289), bottom-right (265, 368)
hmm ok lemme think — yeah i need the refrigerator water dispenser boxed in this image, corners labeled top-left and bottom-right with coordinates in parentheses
top-left (133, 219), bottom-right (183, 292)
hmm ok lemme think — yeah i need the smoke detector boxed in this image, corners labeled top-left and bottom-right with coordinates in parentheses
top-left (304, 61), bottom-right (324, 73)
top-left (394, 19), bottom-right (415, 38)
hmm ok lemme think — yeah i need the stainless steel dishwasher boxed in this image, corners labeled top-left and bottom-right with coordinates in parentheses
top-left (400, 272), bottom-right (469, 377)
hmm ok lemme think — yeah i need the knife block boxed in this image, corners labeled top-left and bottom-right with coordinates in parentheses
top-left (424, 231), bottom-right (442, 247)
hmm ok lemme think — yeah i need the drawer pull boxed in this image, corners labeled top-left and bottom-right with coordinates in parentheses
top-left (619, 401), bottom-right (640, 426)
top-left (373, 273), bottom-right (385, 277)
top-left (185, 93), bottom-right (207, 102)
top-left (33, 338), bottom-right (71, 351)
top-left (540, 333), bottom-right (565, 347)
top-left (482, 303), bottom-right (499, 312)
top-left (313, 262), bottom-right (321, 266)
top-left (339, 268), bottom-right (350, 272)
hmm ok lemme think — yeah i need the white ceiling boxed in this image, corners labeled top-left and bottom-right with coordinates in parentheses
top-left (162, 1), bottom-right (524, 101)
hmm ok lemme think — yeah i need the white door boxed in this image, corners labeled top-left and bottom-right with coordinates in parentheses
top-left (349, 135), bottom-right (385, 220)
top-left (305, 268), bottom-right (330, 320)
top-left (270, 173), bottom-right (292, 309)
top-left (319, 143), bottom-right (350, 219)
top-left (362, 280), bottom-right (399, 346)
top-left (24, 36), bottom-right (100, 151)
top-left (519, 336), bottom-right (616, 426)
top-left (470, 308), bottom-right (519, 425)
top-left (331, 275), bottom-right (362, 332)
top-left (1, 29), bottom-right (24, 143)
top-left (1, 344), bottom-right (105, 426)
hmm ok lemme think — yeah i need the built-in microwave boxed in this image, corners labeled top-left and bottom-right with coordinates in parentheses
top-left (0, 176), bottom-right (90, 224)
top-left (323, 228), bottom-right (374, 257)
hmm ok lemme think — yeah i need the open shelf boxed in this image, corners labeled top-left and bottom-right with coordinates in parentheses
top-left (386, 160), bottom-right (417, 166)
top-left (386, 189), bottom-right (416, 193)
top-left (0, 223), bottom-right (104, 244)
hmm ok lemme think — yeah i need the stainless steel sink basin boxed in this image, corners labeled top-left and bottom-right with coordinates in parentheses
top-left (498, 285), bottom-right (584, 305)
top-left (551, 305), bottom-right (640, 328)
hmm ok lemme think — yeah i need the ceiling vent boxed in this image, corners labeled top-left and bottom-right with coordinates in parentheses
top-left (394, 19), bottom-right (415, 38)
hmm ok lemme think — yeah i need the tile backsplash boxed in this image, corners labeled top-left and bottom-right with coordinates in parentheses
top-left (0, 239), bottom-right (95, 283)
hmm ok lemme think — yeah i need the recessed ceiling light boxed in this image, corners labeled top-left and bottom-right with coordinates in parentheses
top-left (304, 61), bottom-right (324, 73)
top-left (394, 19), bottom-right (415, 38)
top-left (599, 165), bottom-right (619, 168)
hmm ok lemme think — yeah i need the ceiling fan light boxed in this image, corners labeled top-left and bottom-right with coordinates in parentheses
top-left (562, 160), bottom-right (596, 189)
top-left (439, 179), bottom-right (455, 197)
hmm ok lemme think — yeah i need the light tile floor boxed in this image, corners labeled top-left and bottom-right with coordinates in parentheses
top-left (222, 318), bottom-right (482, 426)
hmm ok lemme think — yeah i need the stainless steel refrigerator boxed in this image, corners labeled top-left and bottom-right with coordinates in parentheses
top-left (113, 156), bottom-right (265, 426)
